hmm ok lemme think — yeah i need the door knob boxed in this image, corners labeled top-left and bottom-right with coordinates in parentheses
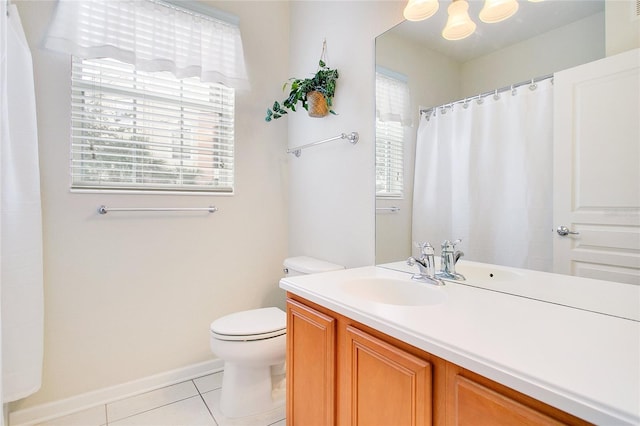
top-left (557, 225), bottom-right (579, 236)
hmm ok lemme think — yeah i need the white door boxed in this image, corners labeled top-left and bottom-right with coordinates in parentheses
top-left (553, 49), bottom-right (640, 285)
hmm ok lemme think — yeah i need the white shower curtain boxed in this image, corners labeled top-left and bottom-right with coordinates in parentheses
top-left (1, 3), bottom-right (44, 407)
top-left (412, 79), bottom-right (553, 272)
top-left (1, 1), bottom-right (6, 418)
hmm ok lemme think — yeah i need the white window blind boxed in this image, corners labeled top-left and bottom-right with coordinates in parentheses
top-left (376, 69), bottom-right (410, 198)
top-left (71, 57), bottom-right (235, 193)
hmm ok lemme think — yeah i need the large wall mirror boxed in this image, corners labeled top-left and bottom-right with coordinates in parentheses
top-left (375, 0), bottom-right (636, 280)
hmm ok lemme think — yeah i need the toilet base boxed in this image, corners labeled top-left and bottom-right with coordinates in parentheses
top-left (208, 388), bottom-right (285, 426)
top-left (219, 362), bottom-right (285, 418)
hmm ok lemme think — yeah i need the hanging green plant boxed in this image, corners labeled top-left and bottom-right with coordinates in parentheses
top-left (265, 41), bottom-right (339, 122)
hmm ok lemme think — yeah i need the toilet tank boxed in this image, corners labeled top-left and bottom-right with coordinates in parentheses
top-left (283, 256), bottom-right (344, 277)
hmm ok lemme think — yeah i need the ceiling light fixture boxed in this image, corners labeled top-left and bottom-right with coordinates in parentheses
top-left (442, 0), bottom-right (477, 41)
top-left (403, 0), bottom-right (440, 21)
top-left (403, 0), bottom-right (541, 40)
top-left (479, 0), bottom-right (519, 23)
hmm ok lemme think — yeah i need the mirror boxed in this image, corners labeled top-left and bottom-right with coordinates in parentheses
top-left (375, 1), bottom-right (607, 268)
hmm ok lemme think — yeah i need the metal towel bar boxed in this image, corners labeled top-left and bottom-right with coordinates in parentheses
top-left (287, 132), bottom-right (359, 157)
top-left (98, 205), bottom-right (218, 215)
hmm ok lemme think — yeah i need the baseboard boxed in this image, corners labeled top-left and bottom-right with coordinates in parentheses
top-left (9, 359), bottom-right (224, 426)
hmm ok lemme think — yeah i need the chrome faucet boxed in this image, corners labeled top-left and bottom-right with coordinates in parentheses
top-left (436, 239), bottom-right (465, 281)
top-left (407, 242), bottom-right (445, 286)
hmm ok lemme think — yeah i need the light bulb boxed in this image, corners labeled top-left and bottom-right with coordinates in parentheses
top-left (479, 0), bottom-right (519, 23)
top-left (403, 0), bottom-right (439, 21)
top-left (442, 0), bottom-right (476, 41)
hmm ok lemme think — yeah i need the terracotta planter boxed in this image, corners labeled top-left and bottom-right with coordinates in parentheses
top-left (306, 91), bottom-right (329, 118)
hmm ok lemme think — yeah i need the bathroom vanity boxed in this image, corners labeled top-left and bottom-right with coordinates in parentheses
top-left (279, 262), bottom-right (640, 425)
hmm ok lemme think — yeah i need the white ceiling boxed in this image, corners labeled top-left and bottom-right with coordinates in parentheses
top-left (388, 0), bottom-right (605, 62)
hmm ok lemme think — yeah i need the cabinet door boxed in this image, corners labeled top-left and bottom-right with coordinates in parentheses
top-left (287, 299), bottom-right (336, 426)
top-left (449, 374), bottom-right (563, 426)
top-left (343, 325), bottom-right (432, 426)
top-left (447, 369), bottom-right (584, 426)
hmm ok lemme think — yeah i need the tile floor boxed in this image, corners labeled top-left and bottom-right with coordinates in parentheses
top-left (34, 372), bottom-right (286, 426)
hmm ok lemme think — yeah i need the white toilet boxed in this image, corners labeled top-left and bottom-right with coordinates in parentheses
top-left (209, 256), bottom-right (344, 419)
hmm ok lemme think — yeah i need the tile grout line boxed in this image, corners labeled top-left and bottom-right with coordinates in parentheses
top-left (194, 379), bottom-right (219, 426)
top-left (106, 395), bottom-right (201, 425)
top-left (104, 378), bottom-right (205, 424)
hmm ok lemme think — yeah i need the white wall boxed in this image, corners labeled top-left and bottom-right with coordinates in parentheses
top-left (461, 12), bottom-right (605, 97)
top-left (12, 0), bottom-right (290, 410)
top-left (287, 1), bottom-right (403, 269)
top-left (606, 0), bottom-right (640, 56)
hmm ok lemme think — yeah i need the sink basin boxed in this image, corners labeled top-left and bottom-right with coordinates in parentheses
top-left (452, 263), bottom-right (524, 283)
top-left (341, 277), bottom-right (446, 306)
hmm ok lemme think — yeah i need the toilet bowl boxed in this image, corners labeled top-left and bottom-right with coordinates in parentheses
top-left (210, 307), bottom-right (287, 418)
top-left (209, 256), bottom-right (344, 419)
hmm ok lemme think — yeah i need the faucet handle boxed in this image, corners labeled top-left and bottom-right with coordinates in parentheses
top-left (415, 242), bottom-right (435, 256)
top-left (441, 238), bottom-right (462, 251)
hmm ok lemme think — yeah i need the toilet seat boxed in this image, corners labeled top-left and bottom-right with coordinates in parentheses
top-left (211, 328), bottom-right (286, 341)
top-left (210, 307), bottom-right (286, 342)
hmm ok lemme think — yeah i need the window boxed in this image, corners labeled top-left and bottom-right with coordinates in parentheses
top-left (376, 69), bottom-right (410, 198)
top-left (71, 57), bottom-right (235, 193)
top-left (376, 119), bottom-right (404, 198)
top-left (46, 0), bottom-right (249, 193)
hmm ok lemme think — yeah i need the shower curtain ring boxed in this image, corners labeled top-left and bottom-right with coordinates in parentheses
top-left (529, 79), bottom-right (537, 91)
top-left (511, 84), bottom-right (517, 96)
top-left (493, 89), bottom-right (500, 101)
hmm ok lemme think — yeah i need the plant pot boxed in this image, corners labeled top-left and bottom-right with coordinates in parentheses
top-left (306, 91), bottom-right (329, 118)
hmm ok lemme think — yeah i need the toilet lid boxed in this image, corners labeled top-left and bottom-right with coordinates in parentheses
top-left (210, 307), bottom-right (286, 341)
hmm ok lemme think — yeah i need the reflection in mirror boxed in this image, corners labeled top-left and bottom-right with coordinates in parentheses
top-left (375, 1), bottom-right (609, 271)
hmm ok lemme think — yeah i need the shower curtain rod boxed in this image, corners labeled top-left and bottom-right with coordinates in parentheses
top-left (420, 74), bottom-right (553, 117)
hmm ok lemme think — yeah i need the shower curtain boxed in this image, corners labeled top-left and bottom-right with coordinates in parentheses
top-left (1, 3), bottom-right (44, 408)
top-left (412, 79), bottom-right (553, 272)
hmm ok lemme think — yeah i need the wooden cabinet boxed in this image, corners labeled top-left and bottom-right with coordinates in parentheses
top-left (342, 325), bottom-right (432, 426)
top-left (286, 294), bottom-right (590, 426)
top-left (445, 364), bottom-right (587, 426)
top-left (448, 375), bottom-right (561, 426)
top-left (286, 298), bottom-right (336, 426)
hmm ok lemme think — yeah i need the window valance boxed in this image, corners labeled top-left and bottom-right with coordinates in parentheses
top-left (376, 67), bottom-right (412, 126)
top-left (44, 0), bottom-right (249, 90)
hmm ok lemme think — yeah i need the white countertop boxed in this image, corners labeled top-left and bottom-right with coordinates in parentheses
top-left (280, 262), bottom-right (640, 425)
